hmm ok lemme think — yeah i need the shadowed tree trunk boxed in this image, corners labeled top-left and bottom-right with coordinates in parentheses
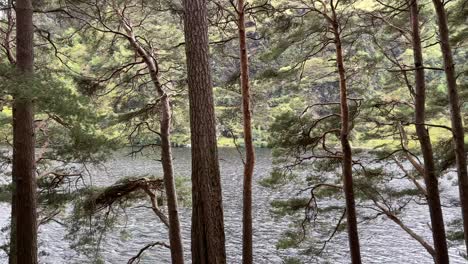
top-left (182, 0), bottom-right (227, 263)
top-left (330, 3), bottom-right (362, 263)
top-left (431, 0), bottom-right (468, 254)
top-left (236, 1), bottom-right (255, 263)
top-left (11, 0), bottom-right (37, 263)
top-left (121, 20), bottom-right (185, 264)
top-left (409, 1), bottom-right (449, 263)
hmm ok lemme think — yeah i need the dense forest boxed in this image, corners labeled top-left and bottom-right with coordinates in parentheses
top-left (0, 0), bottom-right (467, 263)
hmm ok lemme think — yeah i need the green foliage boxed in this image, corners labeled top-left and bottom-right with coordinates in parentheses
top-left (271, 198), bottom-right (308, 218)
top-left (0, 183), bottom-right (12, 203)
top-left (283, 257), bottom-right (304, 264)
top-left (447, 218), bottom-right (465, 244)
top-left (0, 0), bottom-right (467, 261)
top-left (259, 167), bottom-right (295, 188)
top-left (66, 187), bottom-right (119, 260)
top-left (276, 229), bottom-right (304, 250)
top-left (65, 176), bottom-right (160, 259)
top-left (0, 63), bottom-right (118, 161)
top-left (175, 176), bottom-right (192, 206)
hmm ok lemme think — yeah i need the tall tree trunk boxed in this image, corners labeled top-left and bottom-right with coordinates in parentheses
top-left (122, 24), bottom-right (185, 264)
top-left (237, 1), bottom-right (255, 264)
top-left (182, 0), bottom-right (227, 263)
top-left (431, 0), bottom-right (468, 254)
top-left (11, 0), bottom-right (37, 263)
top-left (409, 1), bottom-right (449, 263)
top-left (330, 6), bottom-right (362, 264)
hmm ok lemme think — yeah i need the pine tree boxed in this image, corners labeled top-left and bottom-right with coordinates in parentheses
top-left (409, 0), bottom-right (449, 262)
top-left (11, 0), bottom-right (37, 263)
top-left (182, 0), bottom-right (227, 262)
top-left (236, 0), bottom-right (256, 263)
top-left (431, 0), bottom-right (468, 254)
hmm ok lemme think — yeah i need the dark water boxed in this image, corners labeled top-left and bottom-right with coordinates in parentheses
top-left (0, 148), bottom-right (466, 263)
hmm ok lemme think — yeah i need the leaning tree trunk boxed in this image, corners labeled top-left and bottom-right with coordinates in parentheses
top-left (122, 25), bottom-right (185, 264)
top-left (159, 92), bottom-right (185, 264)
top-left (330, 8), bottom-right (362, 264)
top-left (11, 0), bottom-right (37, 263)
top-left (409, 1), bottom-right (449, 263)
top-left (182, 0), bottom-right (227, 263)
top-left (431, 0), bottom-right (468, 253)
top-left (237, 1), bottom-right (255, 264)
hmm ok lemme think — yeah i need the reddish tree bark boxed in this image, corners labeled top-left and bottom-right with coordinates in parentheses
top-left (330, 6), bottom-right (362, 263)
top-left (182, 0), bottom-right (227, 263)
top-left (314, 2), bottom-right (364, 263)
top-left (309, 1), bottom-right (362, 262)
top-left (409, 1), bottom-right (449, 263)
top-left (431, 0), bottom-right (468, 254)
top-left (236, 1), bottom-right (255, 264)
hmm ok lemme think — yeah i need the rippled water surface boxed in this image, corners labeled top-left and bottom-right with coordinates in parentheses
top-left (0, 148), bottom-right (466, 263)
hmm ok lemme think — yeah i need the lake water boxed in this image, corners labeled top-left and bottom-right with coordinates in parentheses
top-left (0, 148), bottom-right (466, 263)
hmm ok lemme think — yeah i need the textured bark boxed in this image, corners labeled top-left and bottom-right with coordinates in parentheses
top-left (237, 1), bottom-right (255, 263)
top-left (330, 6), bottom-right (362, 264)
top-left (409, 1), bottom-right (449, 263)
top-left (182, 0), bottom-right (226, 263)
top-left (159, 95), bottom-right (185, 264)
top-left (11, 0), bottom-right (37, 263)
top-left (122, 24), bottom-right (185, 264)
top-left (431, 0), bottom-right (468, 253)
